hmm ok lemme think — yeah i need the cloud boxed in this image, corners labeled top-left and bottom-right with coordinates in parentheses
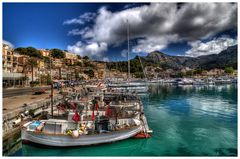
top-left (68, 27), bottom-right (90, 36)
top-left (80, 3), bottom-right (236, 53)
top-left (67, 41), bottom-right (108, 58)
top-left (102, 57), bottom-right (110, 62)
top-left (185, 36), bottom-right (237, 57)
top-left (123, 3), bottom-right (137, 9)
top-left (3, 40), bottom-right (14, 48)
top-left (63, 12), bottom-right (96, 25)
top-left (65, 3), bottom-right (237, 59)
top-left (121, 49), bottom-right (127, 57)
top-left (132, 35), bottom-right (179, 53)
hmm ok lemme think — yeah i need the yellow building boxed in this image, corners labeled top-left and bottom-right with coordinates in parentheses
top-left (53, 59), bottom-right (63, 68)
top-left (40, 49), bottom-right (50, 57)
top-left (2, 44), bottom-right (14, 73)
top-left (65, 51), bottom-right (78, 60)
top-left (2, 44), bottom-right (26, 87)
top-left (65, 51), bottom-right (79, 65)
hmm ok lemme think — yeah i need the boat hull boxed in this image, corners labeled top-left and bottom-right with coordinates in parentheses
top-left (21, 125), bottom-right (142, 147)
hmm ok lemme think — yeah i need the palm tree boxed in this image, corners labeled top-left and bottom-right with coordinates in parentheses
top-left (27, 57), bottom-right (38, 82)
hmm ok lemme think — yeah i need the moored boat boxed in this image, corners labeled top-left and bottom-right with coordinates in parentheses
top-left (21, 118), bottom-right (142, 147)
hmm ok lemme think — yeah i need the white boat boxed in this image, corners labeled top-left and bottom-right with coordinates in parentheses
top-left (214, 77), bottom-right (232, 84)
top-left (107, 82), bottom-right (149, 93)
top-left (21, 92), bottom-right (151, 147)
top-left (175, 78), bottom-right (194, 85)
top-left (21, 118), bottom-right (142, 147)
top-left (193, 79), bottom-right (205, 85)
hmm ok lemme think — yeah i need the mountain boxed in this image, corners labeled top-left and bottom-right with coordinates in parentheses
top-left (142, 45), bottom-right (237, 70)
top-left (106, 45), bottom-right (237, 78)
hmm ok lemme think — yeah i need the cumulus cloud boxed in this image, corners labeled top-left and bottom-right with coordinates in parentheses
top-left (132, 35), bottom-right (179, 53)
top-left (63, 12), bottom-right (96, 25)
top-left (65, 3), bottom-right (237, 58)
top-left (185, 36), bottom-right (237, 57)
top-left (67, 41), bottom-right (108, 58)
top-left (3, 40), bottom-right (14, 48)
top-left (81, 3), bottom-right (236, 53)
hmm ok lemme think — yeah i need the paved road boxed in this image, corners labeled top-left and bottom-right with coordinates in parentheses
top-left (3, 86), bottom-right (51, 98)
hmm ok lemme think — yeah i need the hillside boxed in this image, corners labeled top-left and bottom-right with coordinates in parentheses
top-left (141, 45), bottom-right (237, 70)
top-left (106, 45), bottom-right (237, 78)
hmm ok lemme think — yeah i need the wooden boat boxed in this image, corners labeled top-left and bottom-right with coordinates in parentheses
top-left (21, 118), bottom-right (143, 147)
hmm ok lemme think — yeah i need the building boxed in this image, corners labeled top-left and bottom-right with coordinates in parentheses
top-left (2, 44), bottom-right (14, 73)
top-left (53, 59), bottom-right (63, 68)
top-left (39, 49), bottom-right (50, 57)
top-left (2, 44), bottom-right (25, 87)
top-left (206, 69), bottom-right (225, 77)
top-left (65, 51), bottom-right (78, 60)
top-left (65, 51), bottom-right (79, 65)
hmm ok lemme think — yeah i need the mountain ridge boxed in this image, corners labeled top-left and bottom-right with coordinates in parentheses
top-left (140, 45), bottom-right (237, 70)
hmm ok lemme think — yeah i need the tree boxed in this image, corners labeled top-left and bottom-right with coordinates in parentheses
top-left (224, 67), bottom-right (234, 74)
top-left (154, 68), bottom-right (162, 73)
top-left (15, 47), bottom-right (42, 59)
top-left (176, 72), bottom-right (185, 78)
top-left (186, 70), bottom-right (193, 76)
top-left (27, 57), bottom-right (38, 83)
top-left (39, 74), bottom-right (51, 85)
top-left (83, 69), bottom-right (95, 78)
top-left (83, 56), bottom-right (89, 60)
top-left (134, 72), bottom-right (144, 78)
top-left (77, 55), bottom-right (81, 59)
top-left (50, 49), bottom-right (65, 59)
top-left (193, 69), bottom-right (203, 75)
top-left (76, 61), bottom-right (83, 67)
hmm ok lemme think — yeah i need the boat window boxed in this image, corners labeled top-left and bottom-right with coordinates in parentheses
top-left (43, 123), bottom-right (62, 134)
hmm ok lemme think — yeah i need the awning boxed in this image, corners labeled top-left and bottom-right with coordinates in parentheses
top-left (3, 72), bottom-right (25, 80)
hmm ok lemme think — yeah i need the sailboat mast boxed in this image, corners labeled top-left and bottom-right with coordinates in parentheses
top-left (50, 56), bottom-right (53, 118)
top-left (127, 20), bottom-right (130, 80)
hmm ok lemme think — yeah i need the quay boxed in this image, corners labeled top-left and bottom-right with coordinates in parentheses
top-left (2, 85), bottom-right (88, 156)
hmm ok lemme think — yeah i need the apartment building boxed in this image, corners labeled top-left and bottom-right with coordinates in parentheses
top-left (2, 44), bottom-right (25, 87)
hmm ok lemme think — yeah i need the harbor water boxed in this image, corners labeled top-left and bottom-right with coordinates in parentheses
top-left (12, 84), bottom-right (237, 156)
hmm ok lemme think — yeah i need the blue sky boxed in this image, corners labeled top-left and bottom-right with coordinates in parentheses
top-left (3, 3), bottom-right (237, 61)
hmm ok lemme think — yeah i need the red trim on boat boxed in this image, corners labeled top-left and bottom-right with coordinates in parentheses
top-left (133, 132), bottom-right (151, 138)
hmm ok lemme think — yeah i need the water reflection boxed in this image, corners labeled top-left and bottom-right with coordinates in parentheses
top-left (144, 84), bottom-right (237, 156)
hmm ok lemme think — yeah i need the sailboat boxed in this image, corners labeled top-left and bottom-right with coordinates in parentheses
top-left (107, 20), bottom-right (149, 94)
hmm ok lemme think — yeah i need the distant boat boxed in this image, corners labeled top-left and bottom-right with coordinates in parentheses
top-left (214, 77), bottom-right (232, 84)
top-left (193, 79), bottom-right (205, 85)
top-left (175, 78), bottom-right (194, 85)
top-left (107, 80), bottom-right (148, 93)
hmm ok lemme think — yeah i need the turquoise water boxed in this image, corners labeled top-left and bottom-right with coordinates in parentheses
top-left (13, 84), bottom-right (237, 156)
